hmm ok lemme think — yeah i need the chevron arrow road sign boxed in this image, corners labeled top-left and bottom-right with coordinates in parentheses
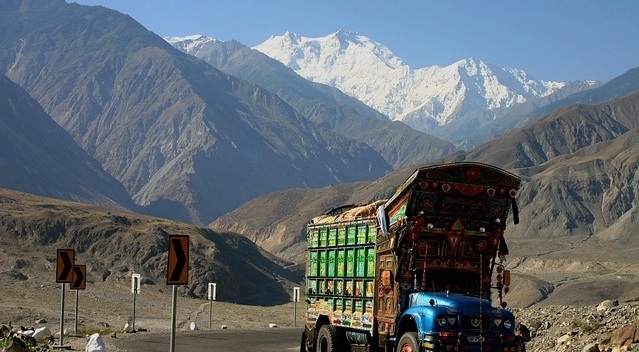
top-left (167, 235), bottom-right (189, 285)
top-left (56, 249), bottom-right (75, 283)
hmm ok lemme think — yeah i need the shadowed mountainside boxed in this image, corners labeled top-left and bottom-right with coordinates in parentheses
top-left (0, 188), bottom-right (302, 305)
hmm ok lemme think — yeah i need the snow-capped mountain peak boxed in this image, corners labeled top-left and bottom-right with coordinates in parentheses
top-left (165, 34), bottom-right (221, 54)
top-left (253, 31), bottom-right (566, 131)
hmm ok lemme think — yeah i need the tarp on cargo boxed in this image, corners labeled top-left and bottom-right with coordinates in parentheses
top-left (311, 200), bottom-right (387, 225)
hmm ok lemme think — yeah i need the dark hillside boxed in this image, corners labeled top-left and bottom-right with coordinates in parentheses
top-left (0, 188), bottom-right (300, 305)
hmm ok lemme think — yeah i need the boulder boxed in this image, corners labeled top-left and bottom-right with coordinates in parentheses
top-left (597, 299), bottom-right (619, 313)
top-left (31, 326), bottom-right (51, 342)
top-left (85, 333), bottom-right (106, 352)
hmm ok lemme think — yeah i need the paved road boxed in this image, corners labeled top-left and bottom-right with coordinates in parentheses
top-left (112, 328), bottom-right (301, 352)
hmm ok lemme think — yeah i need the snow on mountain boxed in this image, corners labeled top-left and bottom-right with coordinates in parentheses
top-left (165, 34), bottom-right (222, 55)
top-left (253, 30), bottom-right (566, 132)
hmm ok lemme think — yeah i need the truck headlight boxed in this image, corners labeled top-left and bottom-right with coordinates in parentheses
top-left (436, 317), bottom-right (448, 327)
top-left (503, 320), bottom-right (512, 330)
top-left (494, 318), bottom-right (513, 330)
top-left (436, 316), bottom-right (457, 327)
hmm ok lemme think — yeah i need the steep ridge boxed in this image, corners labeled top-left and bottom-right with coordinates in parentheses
top-left (461, 90), bottom-right (639, 169)
top-left (0, 0), bottom-right (391, 224)
top-left (0, 74), bottom-right (135, 209)
top-left (165, 36), bottom-right (457, 168)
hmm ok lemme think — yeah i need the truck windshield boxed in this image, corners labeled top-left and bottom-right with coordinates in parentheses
top-left (422, 270), bottom-right (481, 295)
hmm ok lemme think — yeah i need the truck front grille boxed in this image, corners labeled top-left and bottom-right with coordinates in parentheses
top-left (461, 316), bottom-right (491, 330)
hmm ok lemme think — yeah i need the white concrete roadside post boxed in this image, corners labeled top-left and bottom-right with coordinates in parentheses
top-left (293, 286), bottom-right (300, 327)
top-left (131, 273), bottom-right (140, 332)
top-left (208, 283), bottom-right (217, 330)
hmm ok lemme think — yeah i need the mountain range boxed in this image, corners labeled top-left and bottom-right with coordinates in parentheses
top-left (252, 31), bottom-right (599, 144)
top-left (0, 0), bottom-right (390, 225)
top-left (1, 0), bottom-right (639, 308)
top-left (165, 35), bottom-right (456, 169)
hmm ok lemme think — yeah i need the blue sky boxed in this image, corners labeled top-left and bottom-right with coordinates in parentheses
top-left (71, 0), bottom-right (638, 82)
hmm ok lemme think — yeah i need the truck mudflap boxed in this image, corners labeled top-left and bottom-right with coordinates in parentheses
top-left (418, 331), bottom-right (526, 351)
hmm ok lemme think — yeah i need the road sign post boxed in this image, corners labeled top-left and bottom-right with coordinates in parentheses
top-left (208, 283), bottom-right (216, 330)
top-left (131, 273), bottom-right (140, 332)
top-left (167, 235), bottom-right (189, 352)
top-left (56, 249), bottom-right (75, 347)
top-left (69, 264), bottom-right (86, 335)
top-left (293, 287), bottom-right (300, 327)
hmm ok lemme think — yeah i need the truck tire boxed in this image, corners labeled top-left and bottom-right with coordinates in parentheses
top-left (397, 332), bottom-right (419, 352)
top-left (316, 325), bottom-right (337, 352)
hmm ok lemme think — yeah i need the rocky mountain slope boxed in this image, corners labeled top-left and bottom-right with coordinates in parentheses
top-left (165, 35), bottom-right (457, 168)
top-left (0, 188), bottom-right (300, 305)
top-left (0, 74), bottom-right (135, 210)
top-left (0, 0), bottom-right (391, 225)
top-left (212, 90), bottom-right (639, 255)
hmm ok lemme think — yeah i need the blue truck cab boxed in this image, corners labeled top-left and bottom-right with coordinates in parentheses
top-left (395, 292), bottom-right (521, 351)
top-left (301, 162), bottom-right (526, 352)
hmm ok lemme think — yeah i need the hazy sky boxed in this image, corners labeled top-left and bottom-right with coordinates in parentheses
top-left (71, 0), bottom-right (639, 82)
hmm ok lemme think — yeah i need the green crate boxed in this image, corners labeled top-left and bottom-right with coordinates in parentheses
top-left (319, 251), bottom-right (327, 277)
top-left (367, 224), bottom-right (377, 243)
top-left (346, 249), bottom-right (355, 277)
top-left (366, 247), bottom-right (375, 277)
top-left (336, 250), bottom-right (345, 277)
top-left (310, 251), bottom-right (318, 277)
top-left (315, 228), bottom-right (322, 247)
top-left (337, 227), bottom-right (346, 246)
top-left (328, 228), bottom-right (337, 246)
top-left (356, 248), bottom-right (366, 277)
top-left (347, 225), bottom-right (357, 245)
top-left (327, 250), bottom-right (336, 277)
top-left (356, 224), bottom-right (367, 244)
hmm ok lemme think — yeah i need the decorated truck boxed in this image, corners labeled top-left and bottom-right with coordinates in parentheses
top-left (301, 162), bottom-right (526, 352)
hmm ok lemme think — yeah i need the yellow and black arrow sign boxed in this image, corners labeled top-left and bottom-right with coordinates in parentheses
top-left (56, 249), bottom-right (75, 283)
top-left (167, 235), bottom-right (189, 285)
top-left (70, 265), bottom-right (86, 290)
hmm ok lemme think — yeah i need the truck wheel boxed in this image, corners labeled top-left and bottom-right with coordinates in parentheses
top-left (316, 325), bottom-right (337, 352)
top-left (397, 332), bottom-right (419, 352)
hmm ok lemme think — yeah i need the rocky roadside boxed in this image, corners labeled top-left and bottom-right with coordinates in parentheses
top-left (3, 300), bottom-right (639, 352)
top-left (513, 300), bottom-right (639, 352)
